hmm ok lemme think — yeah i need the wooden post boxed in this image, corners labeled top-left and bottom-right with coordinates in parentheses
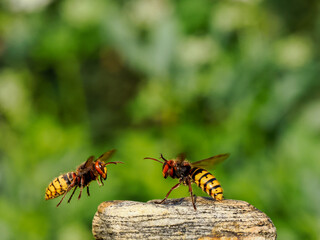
top-left (92, 197), bottom-right (276, 240)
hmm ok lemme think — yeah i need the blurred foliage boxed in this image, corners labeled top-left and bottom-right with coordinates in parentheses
top-left (0, 0), bottom-right (320, 239)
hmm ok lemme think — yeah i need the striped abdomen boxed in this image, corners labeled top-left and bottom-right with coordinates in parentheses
top-left (190, 168), bottom-right (223, 200)
top-left (45, 172), bottom-right (75, 200)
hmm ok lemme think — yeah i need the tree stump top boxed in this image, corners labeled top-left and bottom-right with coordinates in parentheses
top-left (92, 197), bottom-right (276, 240)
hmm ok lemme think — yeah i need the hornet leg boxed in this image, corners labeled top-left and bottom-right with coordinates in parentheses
top-left (96, 178), bottom-right (102, 186)
top-left (78, 187), bottom-right (83, 200)
top-left (87, 186), bottom-right (90, 196)
top-left (67, 185), bottom-right (78, 203)
top-left (56, 179), bottom-right (77, 207)
top-left (156, 182), bottom-right (181, 204)
top-left (187, 178), bottom-right (196, 210)
top-left (100, 175), bottom-right (104, 186)
top-left (78, 177), bottom-right (85, 200)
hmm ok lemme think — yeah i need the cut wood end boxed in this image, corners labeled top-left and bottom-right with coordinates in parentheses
top-left (92, 197), bottom-right (276, 240)
top-left (97, 200), bottom-right (123, 214)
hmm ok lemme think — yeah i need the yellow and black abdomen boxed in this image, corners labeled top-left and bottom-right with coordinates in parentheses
top-left (45, 172), bottom-right (75, 200)
top-left (190, 168), bottom-right (223, 200)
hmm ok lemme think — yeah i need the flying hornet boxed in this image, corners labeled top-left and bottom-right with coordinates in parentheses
top-left (45, 149), bottom-right (123, 207)
top-left (145, 152), bottom-right (229, 210)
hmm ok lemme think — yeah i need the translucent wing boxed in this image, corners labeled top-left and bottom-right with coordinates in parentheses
top-left (97, 149), bottom-right (116, 162)
top-left (79, 156), bottom-right (95, 171)
top-left (176, 153), bottom-right (186, 163)
top-left (190, 153), bottom-right (230, 169)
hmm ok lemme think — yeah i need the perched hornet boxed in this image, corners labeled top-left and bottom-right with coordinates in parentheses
top-left (45, 149), bottom-right (123, 207)
top-left (145, 153), bottom-right (229, 210)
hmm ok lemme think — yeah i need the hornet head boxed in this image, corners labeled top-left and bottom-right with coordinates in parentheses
top-left (145, 154), bottom-right (179, 179)
top-left (95, 160), bottom-right (123, 180)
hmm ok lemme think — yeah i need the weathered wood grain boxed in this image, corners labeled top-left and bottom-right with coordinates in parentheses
top-left (92, 197), bottom-right (276, 240)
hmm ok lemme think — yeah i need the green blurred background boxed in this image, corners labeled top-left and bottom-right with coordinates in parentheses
top-left (0, 0), bottom-right (319, 239)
